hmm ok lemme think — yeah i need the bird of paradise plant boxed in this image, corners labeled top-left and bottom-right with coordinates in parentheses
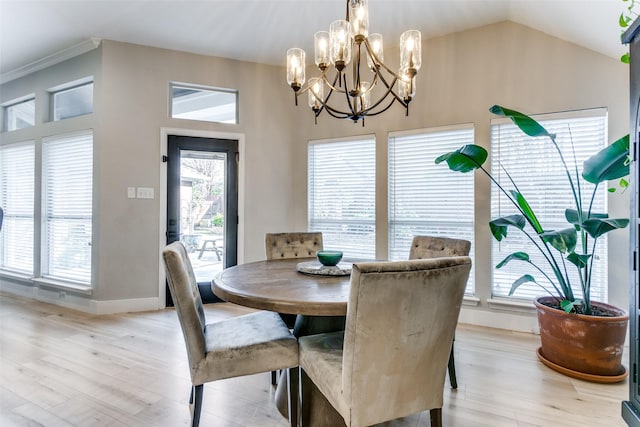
top-left (436, 105), bottom-right (629, 315)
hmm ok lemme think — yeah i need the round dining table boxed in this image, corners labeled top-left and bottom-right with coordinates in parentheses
top-left (212, 257), bottom-right (352, 316)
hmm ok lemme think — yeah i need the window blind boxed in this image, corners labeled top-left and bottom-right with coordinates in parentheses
top-left (490, 112), bottom-right (608, 302)
top-left (43, 131), bottom-right (93, 284)
top-left (0, 142), bottom-right (35, 274)
top-left (308, 137), bottom-right (376, 259)
top-left (388, 125), bottom-right (475, 294)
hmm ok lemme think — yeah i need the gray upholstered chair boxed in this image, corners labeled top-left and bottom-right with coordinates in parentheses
top-left (409, 235), bottom-right (471, 390)
top-left (162, 242), bottom-right (300, 427)
top-left (265, 232), bottom-right (323, 260)
top-left (264, 231), bottom-right (323, 384)
top-left (299, 257), bottom-right (471, 427)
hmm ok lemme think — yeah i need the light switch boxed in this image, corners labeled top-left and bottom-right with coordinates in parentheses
top-left (127, 187), bottom-right (136, 199)
top-left (137, 187), bottom-right (155, 199)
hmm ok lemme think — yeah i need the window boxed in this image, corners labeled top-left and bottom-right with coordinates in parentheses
top-left (52, 81), bottom-right (93, 121)
top-left (388, 125), bottom-right (475, 294)
top-left (3, 97), bottom-right (35, 131)
top-left (0, 142), bottom-right (35, 274)
top-left (308, 137), bottom-right (376, 259)
top-left (490, 110), bottom-right (607, 301)
top-left (42, 131), bottom-right (93, 284)
top-left (170, 83), bottom-right (238, 124)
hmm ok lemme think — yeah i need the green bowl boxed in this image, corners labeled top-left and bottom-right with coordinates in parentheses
top-left (317, 250), bottom-right (343, 267)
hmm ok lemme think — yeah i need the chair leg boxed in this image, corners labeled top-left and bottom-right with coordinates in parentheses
top-left (190, 384), bottom-right (204, 427)
top-left (448, 340), bottom-right (457, 389)
top-left (429, 408), bottom-right (442, 427)
top-left (287, 367), bottom-right (299, 427)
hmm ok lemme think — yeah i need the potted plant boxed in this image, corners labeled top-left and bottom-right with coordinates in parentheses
top-left (436, 105), bottom-right (630, 382)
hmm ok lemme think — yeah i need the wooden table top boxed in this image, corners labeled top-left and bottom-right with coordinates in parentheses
top-left (211, 258), bottom-right (352, 316)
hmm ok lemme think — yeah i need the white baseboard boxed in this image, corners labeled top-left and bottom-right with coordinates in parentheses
top-left (0, 280), bottom-right (160, 315)
top-left (459, 305), bottom-right (540, 334)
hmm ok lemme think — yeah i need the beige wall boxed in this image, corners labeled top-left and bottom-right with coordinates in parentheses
top-left (1, 40), bottom-right (297, 310)
top-left (289, 21), bottom-right (630, 328)
top-left (0, 21), bottom-right (631, 326)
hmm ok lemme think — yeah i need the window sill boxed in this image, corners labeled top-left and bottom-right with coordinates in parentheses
top-left (0, 269), bottom-right (33, 281)
top-left (462, 295), bottom-right (480, 306)
top-left (487, 297), bottom-right (536, 313)
top-left (32, 277), bottom-right (92, 295)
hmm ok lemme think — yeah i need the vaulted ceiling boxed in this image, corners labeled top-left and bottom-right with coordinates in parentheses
top-left (0, 0), bottom-right (630, 77)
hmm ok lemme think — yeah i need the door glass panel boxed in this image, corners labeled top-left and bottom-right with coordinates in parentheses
top-left (179, 150), bottom-right (226, 282)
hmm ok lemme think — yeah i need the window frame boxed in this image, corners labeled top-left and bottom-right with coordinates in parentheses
top-left (489, 108), bottom-right (608, 302)
top-left (169, 82), bottom-right (239, 124)
top-left (2, 95), bottom-right (36, 132)
top-left (308, 135), bottom-right (376, 260)
top-left (388, 124), bottom-right (476, 294)
top-left (41, 130), bottom-right (94, 286)
top-left (50, 78), bottom-right (94, 122)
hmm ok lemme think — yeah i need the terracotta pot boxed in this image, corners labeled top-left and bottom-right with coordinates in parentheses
top-left (534, 296), bottom-right (628, 380)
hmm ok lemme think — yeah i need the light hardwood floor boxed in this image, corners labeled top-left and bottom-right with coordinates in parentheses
top-left (0, 292), bottom-right (627, 426)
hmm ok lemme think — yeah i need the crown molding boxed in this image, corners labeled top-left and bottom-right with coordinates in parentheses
top-left (0, 38), bottom-right (101, 84)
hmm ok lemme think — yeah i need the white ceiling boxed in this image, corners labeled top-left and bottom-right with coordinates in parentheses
top-left (0, 0), bottom-right (630, 77)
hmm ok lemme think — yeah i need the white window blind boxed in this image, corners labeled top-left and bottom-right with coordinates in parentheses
top-left (490, 111), bottom-right (607, 301)
top-left (43, 131), bottom-right (93, 284)
top-left (308, 137), bottom-right (376, 259)
top-left (388, 125), bottom-right (475, 294)
top-left (0, 142), bottom-right (35, 274)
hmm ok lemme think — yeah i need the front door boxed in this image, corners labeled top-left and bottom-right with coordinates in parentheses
top-left (166, 135), bottom-right (238, 304)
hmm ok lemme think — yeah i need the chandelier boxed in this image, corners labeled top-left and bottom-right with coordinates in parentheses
top-left (286, 0), bottom-right (421, 124)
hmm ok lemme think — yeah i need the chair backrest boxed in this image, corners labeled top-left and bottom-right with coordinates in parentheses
top-left (409, 235), bottom-right (471, 259)
top-left (162, 241), bottom-right (207, 377)
top-left (265, 232), bottom-right (323, 259)
top-left (342, 257), bottom-right (471, 426)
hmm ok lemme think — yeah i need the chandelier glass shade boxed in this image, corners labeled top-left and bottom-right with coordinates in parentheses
top-left (286, 0), bottom-right (421, 124)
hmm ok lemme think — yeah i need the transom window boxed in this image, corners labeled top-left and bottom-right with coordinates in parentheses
top-left (51, 80), bottom-right (94, 121)
top-left (170, 83), bottom-right (238, 124)
top-left (3, 97), bottom-right (35, 132)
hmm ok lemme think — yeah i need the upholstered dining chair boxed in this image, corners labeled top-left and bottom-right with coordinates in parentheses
top-left (264, 231), bottom-right (323, 385)
top-left (265, 232), bottom-right (323, 260)
top-left (409, 235), bottom-right (471, 389)
top-left (162, 242), bottom-right (300, 427)
top-left (299, 257), bottom-right (471, 427)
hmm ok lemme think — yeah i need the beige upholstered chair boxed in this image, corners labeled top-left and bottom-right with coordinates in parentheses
top-left (264, 231), bottom-right (323, 385)
top-left (265, 232), bottom-right (323, 260)
top-left (409, 235), bottom-right (471, 260)
top-left (409, 235), bottom-right (471, 390)
top-left (299, 257), bottom-right (471, 427)
top-left (162, 242), bottom-right (299, 427)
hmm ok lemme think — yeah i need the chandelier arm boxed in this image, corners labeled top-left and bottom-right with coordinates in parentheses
top-left (363, 96), bottom-right (401, 117)
top-left (373, 71), bottom-right (406, 104)
top-left (362, 38), bottom-right (405, 79)
top-left (322, 71), bottom-right (348, 94)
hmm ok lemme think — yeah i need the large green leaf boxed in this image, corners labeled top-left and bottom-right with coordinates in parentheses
top-left (489, 105), bottom-right (554, 138)
top-left (564, 209), bottom-right (608, 226)
top-left (489, 215), bottom-right (526, 241)
top-left (509, 190), bottom-right (543, 233)
top-left (540, 227), bottom-right (577, 253)
top-left (582, 134), bottom-right (630, 184)
top-left (567, 251), bottom-right (591, 268)
top-left (435, 144), bottom-right (488, 172)
top-left (582, 217), bottom-right (630, 238)
top-left (508, 274), bottom-right (537, 296)
top-left (496, 251), bottom-right (530, 268)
